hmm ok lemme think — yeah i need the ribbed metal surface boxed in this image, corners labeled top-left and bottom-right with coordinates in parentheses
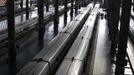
top-left (55, 3), bottom-right (100, 75)
top-left (17, 4), bottom-right (92, 75)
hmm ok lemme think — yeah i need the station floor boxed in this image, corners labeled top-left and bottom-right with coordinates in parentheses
top-left (86, 17), bottom-right (132, 75)
top-left (92, 18), bottom-right (112, 75)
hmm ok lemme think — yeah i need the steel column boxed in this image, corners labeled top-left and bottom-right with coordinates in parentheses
top-left (75, 0), bottom-right (78, 14)
top-left (110, 0), bottom-right (121, 62)
top-left (46, 0), bottom-right (49, 12)
top-left (7, 0), bottom-right (16, 75)
top-left (70, 0), bottom-right (74, 18)
top-left (78, 0), bottom-right (80, 9)
top-left (30, 0), bottom-right (32, 6)
top-left (115, 0), bottom-right (132, 74)
top-left (20, 0), bottom-right (23, 9)
top-left (38, 0), bottom-right (45, 49)
top-left (26, 0), bottom-right (29, 20)
top-left (64, 0), bottom-right (67, 24)
top-left (54, 0), bottom-right (59, 27)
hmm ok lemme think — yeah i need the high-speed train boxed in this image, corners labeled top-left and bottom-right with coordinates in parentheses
top-left (17, 3), bottom-right (96, 75)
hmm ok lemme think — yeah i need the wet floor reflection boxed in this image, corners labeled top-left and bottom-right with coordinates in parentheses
top-left (0, 5), bottom-right (62, 31)
top-left (20, 14), bottom-right (24, 22)
top-left (38, 26), bottom-right (46, 50)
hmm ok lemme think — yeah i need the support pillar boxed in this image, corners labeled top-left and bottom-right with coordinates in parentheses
top-left (82, 0), bottom-right (86, 7)
top-left (54, 0), bottom-right (59, 27)
top-left (78, 0), bottom-right (81, 9)
top-left (107, 0), bottom-right (113, 40)
top-left (64, 0), bottom-right (67, 24)
top-left (7, 0), bottom-right (16, 75)
top-left (110, 0), bottom-right (121, 62)
top-left (38, 0), bottom-right (45, 49)
top-left (115, 0), bottom-right (132, 74)
top-left (54, 0), bottom-right (59, 36)
top-left (103, 0), bottom-right (107, 8)
top-left (26, 0), bottom-right (29, 20)
top-left (75, 0), bottom-right (78, 14)
top-left (20, 0), bottom-right (23, 9)
top-left (46, 0), bottom-right (49, 12)
top-left (70, 0), bottom-right (74, 18)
